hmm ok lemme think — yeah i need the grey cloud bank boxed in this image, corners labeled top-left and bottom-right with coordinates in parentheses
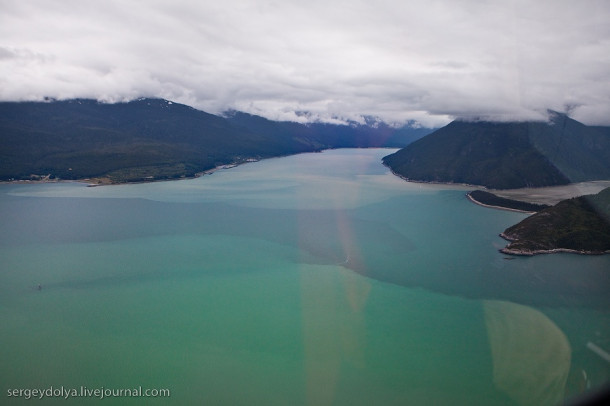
top-left (1, 0), bottom-right (609, 127)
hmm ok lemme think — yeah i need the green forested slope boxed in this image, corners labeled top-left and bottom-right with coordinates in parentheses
top-left (0, 99), bottom-right (430, 182)
top-left (383, 114), bottom-right (610, 189)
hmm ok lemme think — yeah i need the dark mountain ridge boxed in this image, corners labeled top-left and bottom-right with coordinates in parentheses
top-left (0, 98), bottom-right (432, 183)
top-left (383, 112), bottom-right (610, 189)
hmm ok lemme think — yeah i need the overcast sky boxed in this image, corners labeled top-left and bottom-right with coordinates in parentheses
top-left (1, 0), bottom-right (609, 127)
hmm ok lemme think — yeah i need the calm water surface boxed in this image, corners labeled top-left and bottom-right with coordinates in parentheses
top-left (1, 149), bottom-right (609, 405)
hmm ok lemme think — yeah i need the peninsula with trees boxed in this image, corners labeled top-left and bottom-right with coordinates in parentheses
top-left (500, 187), bottom-right (610, 255)
top-left (382, 112), bottom-right (610, 255)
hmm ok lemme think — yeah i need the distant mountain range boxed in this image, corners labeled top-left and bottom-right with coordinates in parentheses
top-left (0, 98), bottom-right (432, 183)
top-left (383, 112), bottom-right (610, 189)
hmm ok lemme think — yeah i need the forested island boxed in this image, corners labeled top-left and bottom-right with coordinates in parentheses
top-left (500, 187), bottom-right (610, 255)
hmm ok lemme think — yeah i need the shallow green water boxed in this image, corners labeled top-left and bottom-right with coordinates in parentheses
top-left (1, 149), bottom-right (609, 405)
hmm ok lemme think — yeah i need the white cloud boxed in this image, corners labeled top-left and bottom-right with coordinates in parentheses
top-left (1, 0), bottom-right (609, 126)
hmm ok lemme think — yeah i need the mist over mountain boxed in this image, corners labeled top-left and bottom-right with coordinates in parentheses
top-left (383, 112), bottom-right (610, 190)
top-left (224, 110), bottom-right (431, 149)
top-left (0, 98), bottom-right (431, 183)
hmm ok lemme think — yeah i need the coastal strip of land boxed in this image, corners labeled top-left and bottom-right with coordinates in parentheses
top-left (498, 187), bottom-right (610, 256)
top-left (0, 158), bottom-right (260, 188)
top-left (499, 232), bottom-right (610, 256)
top-left (466, 190), bottom-right (549, 213)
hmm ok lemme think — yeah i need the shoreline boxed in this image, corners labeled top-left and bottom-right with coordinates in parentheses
top-left (85, 161), bottom-right (247, 187)
top-left (499, 233), bottom-right (610, 256)
top-left (492, 180), bottom-right (610, 206)
top-left (1, 148), bottom-right (368, 187)
top-left (0, 159), bottom-right (257, 188)
top-left (0, 178), bottom-right (95, 186)
top-left (499, 246), bottom-right (610, 256)
top-left (382, 164), bottom-right (483, 189)
top-left (0, 148), bottom-right (386, 187)
top-left (465, 192), bottom-right (535, 214)
top-left (382, 165), bottom-right (610, 206)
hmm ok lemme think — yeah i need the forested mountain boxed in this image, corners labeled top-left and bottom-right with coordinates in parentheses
top-left (0, 98), bottom-right (431, 183)
top-left (383, 112), bottom-right (610, 189)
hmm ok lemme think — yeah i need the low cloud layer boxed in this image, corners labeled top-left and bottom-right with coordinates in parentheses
top-left (1, 0), bottom-right (609, 126)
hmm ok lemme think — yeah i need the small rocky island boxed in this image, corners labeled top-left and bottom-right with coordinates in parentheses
top-left (500, 187), bottom-right (610, 255)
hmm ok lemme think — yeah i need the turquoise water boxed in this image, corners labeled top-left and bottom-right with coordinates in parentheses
top-left (1, 149), bottom-right (609, 405)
